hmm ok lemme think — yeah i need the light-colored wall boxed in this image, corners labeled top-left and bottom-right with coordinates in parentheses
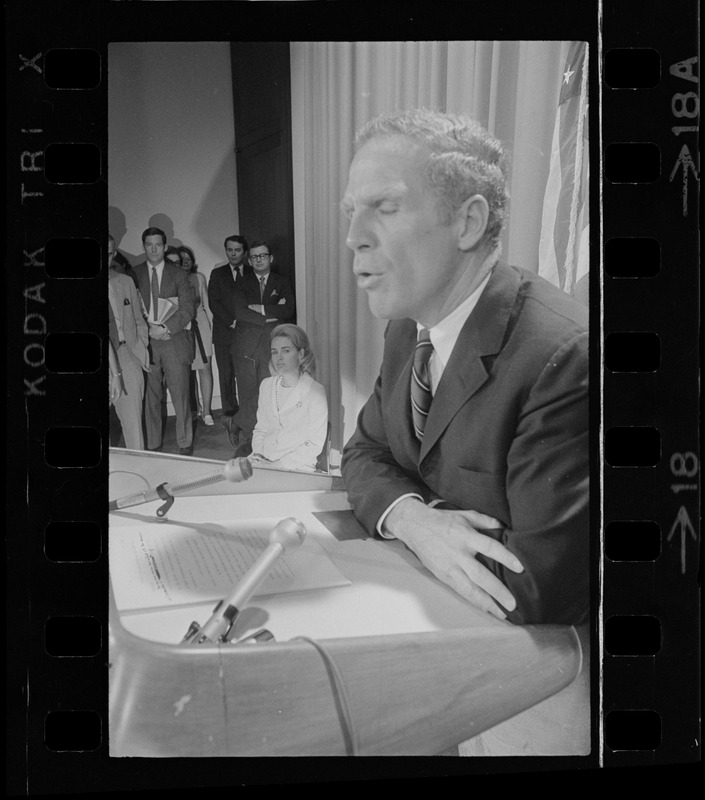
top-left (108, 41), bottom-right (240, 410)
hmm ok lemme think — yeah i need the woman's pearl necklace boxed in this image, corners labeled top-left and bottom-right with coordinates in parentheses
top-left (275, 374), bottom-right (300, 410)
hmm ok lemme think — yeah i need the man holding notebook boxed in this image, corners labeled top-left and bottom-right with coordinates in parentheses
top-left (133, 226), bottom-right (196, 455)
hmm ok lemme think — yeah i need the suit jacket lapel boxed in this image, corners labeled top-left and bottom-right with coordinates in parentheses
top-left (419, 263), bottom-right (521, 461)
top-left (135, 264), bottom-right (149, 312)
top-left (112, 276), bottom-right (127, 324)
top-left (262, 273), bottom-right (278, 302)
top-left (386, 323), bottom-right (418, 447)
top-left (108, 301), bottom-right (120, 348)
top-left (160, 264), bottom-right (173, 298)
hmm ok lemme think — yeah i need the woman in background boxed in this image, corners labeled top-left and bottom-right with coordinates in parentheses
top-left (178, 245), bottom-right (215, 426)
top-left (250, 324), bottom-right (328, 472)
top-left (164, 246), bottom-right (182, 267)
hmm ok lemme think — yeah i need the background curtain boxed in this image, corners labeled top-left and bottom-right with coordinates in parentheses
top-left (290, 40), bottom-right (586, 452)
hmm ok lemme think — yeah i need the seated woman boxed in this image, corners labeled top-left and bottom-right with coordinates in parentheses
top-left (250, 324), bottom-right (328, 472)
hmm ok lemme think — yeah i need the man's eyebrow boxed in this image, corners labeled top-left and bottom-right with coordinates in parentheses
top-left (340, 186), bottom-right (406, 212)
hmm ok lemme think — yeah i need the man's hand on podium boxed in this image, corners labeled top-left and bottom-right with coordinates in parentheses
top-left (382, 498), bottom-right (524, 620)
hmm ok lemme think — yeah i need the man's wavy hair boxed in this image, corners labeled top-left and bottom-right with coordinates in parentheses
top-left (224, 234), bottom-right (248, 251)
top-left (270, 324), bottom-right (317, 379)
top-left (141, 226), bottom-right (167, 245)
top-left (354, 108), bottom-right (510, 252)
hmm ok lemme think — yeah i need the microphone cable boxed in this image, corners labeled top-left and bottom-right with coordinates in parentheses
top-left (108, 470), bottom-right (151, 487)
top-left (294, 636), bottom-right (359, 756)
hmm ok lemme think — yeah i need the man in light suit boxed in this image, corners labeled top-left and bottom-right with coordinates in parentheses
top-left (108, 234), bottom-right (149, 450)
top-left (208, 235), bottom-right (251, 441)
top-left (340, 109), bottom-right (589, 628)
top-left (229, 241), bottom-right (296, 456)
top-left (133, 226), bottom-right (196, 455)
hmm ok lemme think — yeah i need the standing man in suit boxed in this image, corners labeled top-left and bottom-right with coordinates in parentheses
top-left (230, 240), bottom-right (295, 456)
top-left (208, 235), bottom-right (250, 444)
top-left (133, 227), bottom-right (196, 455)
top-left (108, 234), bottom-right (150, 450)
top-left (340, 109), bottom-right (589, 628)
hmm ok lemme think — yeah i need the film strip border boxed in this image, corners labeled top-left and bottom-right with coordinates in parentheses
top-left (8, 2), bottom-right (110, 788)
top-left (6, 0), bottom-right (699, 790)
top-left (601, 0), bottom-right (700, 768)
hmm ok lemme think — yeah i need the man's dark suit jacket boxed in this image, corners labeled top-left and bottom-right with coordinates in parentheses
top-left (132, 261), bottom-right (195, 363)
top-left (208, 264), bottom-right (253, 347)
top-left (231, 270), bottom-right (296, 363)
top-left (341, 262), bottom-right (589, 626)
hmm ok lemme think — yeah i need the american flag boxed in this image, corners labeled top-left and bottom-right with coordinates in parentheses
top-left (539, 41), bottom-right (590, 304)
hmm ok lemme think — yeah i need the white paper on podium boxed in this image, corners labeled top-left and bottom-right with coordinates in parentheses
top-left (109, 518), bottom-right (351, 614)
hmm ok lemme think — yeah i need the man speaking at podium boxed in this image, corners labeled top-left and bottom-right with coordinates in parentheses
top-left (341, 109), bottom-right (589, 627)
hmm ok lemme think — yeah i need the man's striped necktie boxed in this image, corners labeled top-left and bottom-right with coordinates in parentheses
top-left (411, 328), bottom-right (433, 440)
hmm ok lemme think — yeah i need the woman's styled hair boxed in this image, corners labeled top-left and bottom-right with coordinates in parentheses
top-left (271, 324), bottom-right (316, 378)
top-left (177, 245), bottom-right (197, 273)
top-left (164, 246), bottom-right (182, 265)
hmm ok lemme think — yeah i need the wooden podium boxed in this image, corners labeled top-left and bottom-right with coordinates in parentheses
top-left (109, 449), bottom-right (590, 757)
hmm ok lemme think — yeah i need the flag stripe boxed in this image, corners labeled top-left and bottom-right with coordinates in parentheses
top-left (564, 44), bottom-right (589, 295)
top-left (539, 41), bottom-right (589, 299)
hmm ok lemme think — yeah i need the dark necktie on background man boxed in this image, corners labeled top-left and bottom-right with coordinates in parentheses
top-left (259, 275), bottom-right (266, 303)
top-left (411, 328), bottom-right (433, 440)
top-left (151, 266), bottom-right (160, 322)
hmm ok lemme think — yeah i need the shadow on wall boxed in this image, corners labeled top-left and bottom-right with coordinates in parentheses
top-left (192, 148), bottom-right (239, 261)
top-left (148, 213), bottom-right (182, 250)
top-left (110, 205), bottom-right (141, 265)
top-left (109, 207), bottom-right (184, 266)
top-left (109, 206), bottom-right (127, 247)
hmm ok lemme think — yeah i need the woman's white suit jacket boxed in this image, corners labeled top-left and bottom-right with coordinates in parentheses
top-left (252, 372), bottom-right (328, 471)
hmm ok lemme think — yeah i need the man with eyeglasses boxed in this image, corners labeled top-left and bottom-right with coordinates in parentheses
top-left (229, 240), bottom-right (295, 457)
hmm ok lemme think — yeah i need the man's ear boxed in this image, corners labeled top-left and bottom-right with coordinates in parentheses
top-left (456, 194), bottom-right (490, 251)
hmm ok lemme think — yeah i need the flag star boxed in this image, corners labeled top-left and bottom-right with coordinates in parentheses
top-left (563, 66), bottom-right (575, 84)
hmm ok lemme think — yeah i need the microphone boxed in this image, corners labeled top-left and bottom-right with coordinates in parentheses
top-left (181, 517), bottom-right (307, 646)
top-left (109, 457), bottom-right (253, 512)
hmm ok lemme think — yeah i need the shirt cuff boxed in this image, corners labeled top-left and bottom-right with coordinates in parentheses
top-left (376, 494), bottom-right (424, 538)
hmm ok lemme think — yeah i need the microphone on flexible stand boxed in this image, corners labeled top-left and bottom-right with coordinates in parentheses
top-left (109, 457), bottom-right (253, 516)
top-left (181, 517), bottom-right (307, 646)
